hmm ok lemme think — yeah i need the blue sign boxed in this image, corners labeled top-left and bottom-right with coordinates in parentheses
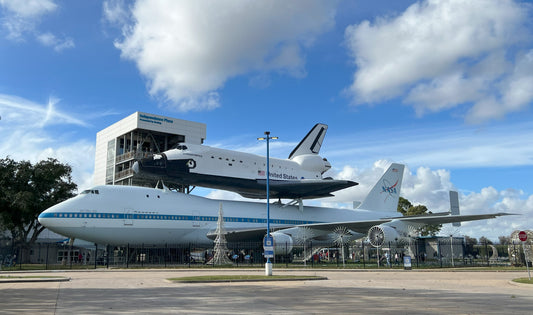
top-left (403, 255), bottom-right (412, 270)
top-left (264, 236), bottom-right (274, 258)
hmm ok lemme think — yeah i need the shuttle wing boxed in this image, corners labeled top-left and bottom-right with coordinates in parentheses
top-left (241, 179), bottom-right (357, 199)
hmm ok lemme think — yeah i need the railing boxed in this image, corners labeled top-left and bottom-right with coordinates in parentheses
top-left (115, 169), bottom-right (134, 181)
top-left (1, 239), bottom-right (521, 271)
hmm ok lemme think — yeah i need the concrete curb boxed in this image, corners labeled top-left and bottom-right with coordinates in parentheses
top-left (168, 276), bottom-right (328, 283)
top-left (0, 277), bottom-right (71, 284)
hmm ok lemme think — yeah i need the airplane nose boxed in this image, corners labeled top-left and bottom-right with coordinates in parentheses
top-left (38, 208), bottom-right (56, 228)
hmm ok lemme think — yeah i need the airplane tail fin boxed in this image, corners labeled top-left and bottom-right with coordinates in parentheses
top-left (358, 163), bottom-right (405, 212)
top-left (450, 191), bottom-right (461, 227)
top-left (288, 123), bottom-right (328, 159)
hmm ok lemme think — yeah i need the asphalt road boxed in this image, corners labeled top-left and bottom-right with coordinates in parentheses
top-left (1, 269), bottom-right (532, 314)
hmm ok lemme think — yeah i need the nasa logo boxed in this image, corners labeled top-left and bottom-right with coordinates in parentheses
top-left (381, 179), bottom-right (398, 195)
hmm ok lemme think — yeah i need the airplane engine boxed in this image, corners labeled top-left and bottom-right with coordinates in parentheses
top-left (367, 225), bottom-right (402, 247)
top-left (271, 232), bottom-right (294, 255)
top-left (291, 154), bottom-right (331, 174)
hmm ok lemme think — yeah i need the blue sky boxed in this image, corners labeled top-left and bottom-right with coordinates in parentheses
top-left (1, 0), bottom-right (532, 241)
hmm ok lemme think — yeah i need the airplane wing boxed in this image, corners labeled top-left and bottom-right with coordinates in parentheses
top-left (208, 213), bottom-right (515, 242)
top-left (290, 212), bottom-right (516, 234)
top-left (243, 179), bottom-right (358, 199)
top-left (396, 212), bottom-right (516, 225)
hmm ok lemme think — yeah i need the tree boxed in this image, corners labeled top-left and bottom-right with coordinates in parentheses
top-left (464, 235), bottom-right (479, 257)
top-left (479, 236), bottom-right (493, 245)
top-left (397, 197), bottom-right (412, 216)
top-left (0, 157), bottom-right (77, 251)
top-left (397, 197), bottom-right (442, 236)
top-left (498, 236), bottom-right (511, 245)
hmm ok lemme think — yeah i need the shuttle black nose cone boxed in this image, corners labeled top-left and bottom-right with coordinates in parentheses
top-left (134, 154), bottom-right (168, 177)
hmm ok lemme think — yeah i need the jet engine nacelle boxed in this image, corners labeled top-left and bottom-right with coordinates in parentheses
top-left (368, 224), bottom-right (409, 247)
top-left (291, 154), bottom-right (331, 174)
top-left (271, 232), bottom-right (294, 255)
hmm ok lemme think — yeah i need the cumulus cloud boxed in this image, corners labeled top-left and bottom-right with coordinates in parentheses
top-left (110, 0), bottom-right (337, 111)
top-left (345, 0), bottom-right (533, 123)
top-left (0, 94), bottom-right (94, 191)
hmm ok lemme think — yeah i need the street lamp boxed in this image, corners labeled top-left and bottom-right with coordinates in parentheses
top-left (258, 131), bottom-right (278, 276)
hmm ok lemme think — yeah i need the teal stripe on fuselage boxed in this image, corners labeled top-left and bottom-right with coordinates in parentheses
top-left (38, 212), bottom-right (319, 225)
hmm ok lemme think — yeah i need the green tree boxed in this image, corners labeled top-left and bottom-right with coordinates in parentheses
top-left (464, 235), bottom-right (478, 257)
top-left (479, 236), bottom-right (493, 245)
top-left (0, 157), bottom-right (77, 250)
top-left (397, 197), bottom-right (442, 236)
top-left (397, 197), bottom-right (412, 216)
top-left (498, 236), bottom-right (511, 245)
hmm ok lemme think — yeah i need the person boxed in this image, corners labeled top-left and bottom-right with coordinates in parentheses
top-left (394, 253), bottom-right (399, 266)
top-left (385, 251), bottom-right (390, 267)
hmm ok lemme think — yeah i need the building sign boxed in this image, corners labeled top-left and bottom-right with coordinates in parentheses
top-left (139, 114), bottom-right (174, 126)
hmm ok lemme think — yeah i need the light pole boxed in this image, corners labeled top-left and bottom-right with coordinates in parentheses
top-left (258, 131), bottom-right (278, 276)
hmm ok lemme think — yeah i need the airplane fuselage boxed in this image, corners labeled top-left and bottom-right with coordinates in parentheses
top-left (38, 185), bottom-right (384, 246)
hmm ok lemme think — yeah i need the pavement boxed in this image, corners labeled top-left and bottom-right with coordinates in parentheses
top-left (1, 268), bottom-right (532, 314)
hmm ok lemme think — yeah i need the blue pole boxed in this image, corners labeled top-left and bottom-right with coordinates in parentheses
top-left (266, 131), bottom-right (271, 265)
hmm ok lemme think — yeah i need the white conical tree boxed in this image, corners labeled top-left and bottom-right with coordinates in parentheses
top-left (207, 203), bottom-right (233, 265)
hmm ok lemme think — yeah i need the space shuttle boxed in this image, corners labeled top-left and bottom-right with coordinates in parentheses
top-left (38, 163), bottom-right (512, 249)
top-left (132, 123), bottom-right (357, 200)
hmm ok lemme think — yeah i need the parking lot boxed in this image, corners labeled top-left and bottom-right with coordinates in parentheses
top-left (1, 269), bottom-right (532, 314)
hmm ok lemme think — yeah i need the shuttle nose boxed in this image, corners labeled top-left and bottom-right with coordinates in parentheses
top-left (132, 161), bottom-right (140, 174)
top-left (133, 154), bottom-right (168, 177)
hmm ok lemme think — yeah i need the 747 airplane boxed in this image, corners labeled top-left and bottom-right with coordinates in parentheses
top-left (132, 123), bottom-right (357, 200)
top-left (38, 163), bottom-right (512, 251)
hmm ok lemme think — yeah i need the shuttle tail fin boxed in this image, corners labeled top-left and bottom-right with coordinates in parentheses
top-left (358, 163), bottom-right (405, 212)
top-left (450, 191), bottom-right (461, 227)
top-left (288, 123), bottom-right (328, 159)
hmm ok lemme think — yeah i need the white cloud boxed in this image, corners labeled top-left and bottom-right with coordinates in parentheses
top-left (0, 0), bottom-right (57, 17)
top-left (112, 0), bottom-right (337, 111)
top-left (36, 32), bottom-right (75, 52)
top-left (102, 0), bottom-right (130, 26)
top-left (1, 0), bottom-right (57, 40)
top-left (344, 0), bottom-right (533, 123)
top-left (0, 94), bottom-right (94, 191)
top-left (0, 0), bottom-right (74, 52)
top-left (0, 94), bottom-right (87, 127)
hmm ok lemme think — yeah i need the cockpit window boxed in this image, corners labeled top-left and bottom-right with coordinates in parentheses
top-left (80, 189), bottom-right (99, 195)
top-left (175, 144), bottom-right (188, 150)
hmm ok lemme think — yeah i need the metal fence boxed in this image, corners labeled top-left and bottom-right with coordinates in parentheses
top-left (0, 238), bottom-right (518, 271)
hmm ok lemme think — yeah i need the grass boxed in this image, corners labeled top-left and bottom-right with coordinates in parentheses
top-left (168, 275), bottom-right (326, 282)
top-left (512, 277), bottom-right (533, 284)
